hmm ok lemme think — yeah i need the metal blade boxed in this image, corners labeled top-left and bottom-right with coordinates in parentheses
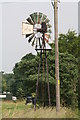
top-left (46, 42), bottom-right (52, 50)
top-left (32, 37), bottom-right (36, 46)
top-left (39, 12), bottom-right (43, 19)
top-left (30, 14), bottom-right (35, 24)
top-left (37, 12), bottom-right (40, 24)
top-left (34, 12), bottom-right (37, 24)
top-left (44, 18), bottom-right (50, 24)
top-left (26, 33), bottom-right (33, 38)
top-left (39, 38), bottom-right (42, 48)
top-left (38, 12), bottom-right (42, 24)
top-left (42, 14), bottom-right (47, 22)
top-left (26, 17), bottom-right (34, 25)
top-left (37, 14), bottom-right (40, 24)
top-left (45, 33), bottom-right (51, 38)
top-left (39, 13), bottom-right (43, 24)
top-left (35, 38), bottom-right (38, 49)
top-left (47, 24), bottom-right (52, 28)
top-left (47, 29), bottom-right (52, 33)
top-left (28, 34), bottom-right (34, 43)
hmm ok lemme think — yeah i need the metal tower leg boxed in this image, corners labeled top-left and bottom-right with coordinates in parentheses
top-left (36, 51), bottom-right (42, 99)
top-left (42, 52), bottom-right (45, 107)
top-left (36, 62), bottom-right (40, 99)
top-left (45, 53), bottom-right (51, 106)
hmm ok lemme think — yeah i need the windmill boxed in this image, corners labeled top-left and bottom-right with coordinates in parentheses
top-left (22, 12), bottom-right (52, 106)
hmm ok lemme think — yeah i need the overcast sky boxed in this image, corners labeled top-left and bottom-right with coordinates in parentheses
top-left (0, 0), bottom-right (79, 73)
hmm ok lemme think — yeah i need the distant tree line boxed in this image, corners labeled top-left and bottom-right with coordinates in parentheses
top-left (2, 30), bottom-right (80, 108)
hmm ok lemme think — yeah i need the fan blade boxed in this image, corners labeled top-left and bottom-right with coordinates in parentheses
top-left (35, 38), bottom-right (38, 48)
top-left (32, 37), bottom-right (36, 46)
top-left (45, 33), bottom-right (50, 38)
top-left (47, 29), bottom-right (52, 33)
top-left (44, 18), bottom-right (50, 24)
top-left (37, 15), bottom-right (40, 24)
top-left (26, 17), bottom-right (34, 25)
top-left (34, 12), bottom-right (37, 24)
top-left (42, 14), bottom-right (47, 22)
top-left (47, 24), bottom-right (52, 28)
top-left (25, 21), bottom-right (30, 24)
top-left (39, 12), bottom-right (42, 19)
top-left (39, 12), bottom-right (43, 24)
top-left (28, 34), bottom-right (34, 43)
top-left (30, 14), bottom-right (35, 24)
top-left (38, 12), bottom-right (42, 24)
top-left (44, 38), bottom-right (49, 43)
top-left (26, 33), bottom-right (33, 38)
top-left (45, 33), bottom-right (50, 42)
top-left (39, 38), bottom-right (42, 48)
top-left (48, 34), bottom-right (51, 39)
top-left (46, 42), bottom-right (52, 50)
top-left (39, 12), bottom-right (42, 18)
top-left (44, 35), bottom-right (49, 43)
top-left (37, 12), bottom-right (39, 24)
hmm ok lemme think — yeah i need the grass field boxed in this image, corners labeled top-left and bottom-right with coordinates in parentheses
top-left (1, 101), bottom-right (79, 118)
top-left (0, 100), bottom-right (2, 120)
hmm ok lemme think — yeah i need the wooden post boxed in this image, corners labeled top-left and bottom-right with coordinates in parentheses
top-left (54, 0), bottom-right (60, 112)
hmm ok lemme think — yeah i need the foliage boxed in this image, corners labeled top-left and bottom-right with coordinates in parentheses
top-left (2, 73), bottom-right (14, 92)
top-left (58, 30), bottom-right (79, 108)
top-left (59, 30), bottom-right (79, 58)
top-left (78, 35), bottom-right (80, 110)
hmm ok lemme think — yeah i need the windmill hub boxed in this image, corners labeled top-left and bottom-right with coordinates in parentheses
top-left (35, 32), bottom-right (42, 39)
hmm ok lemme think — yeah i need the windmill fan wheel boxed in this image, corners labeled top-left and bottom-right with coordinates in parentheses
top-left (25, 12), bottom-right (52, 50)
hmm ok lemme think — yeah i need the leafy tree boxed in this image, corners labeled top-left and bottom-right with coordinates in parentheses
top-left (59, 52), bottom-right (78, 108)
top-left (58, 30), bottom-right (79, 108)
top-left (78, 35), bottom-right (80, 109)
top-left (16, 88), bottom-right (25, 99)
top-left (59, 30), bottom-right (78, 58)
top-left (2, 73), bottom-right (14, 92)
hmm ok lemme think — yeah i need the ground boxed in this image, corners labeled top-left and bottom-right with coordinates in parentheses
top-left (1, 100), bottom-right (79, 119)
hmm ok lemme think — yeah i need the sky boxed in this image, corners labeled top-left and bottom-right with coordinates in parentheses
top-left (0, 0), bottom-right (79, 73)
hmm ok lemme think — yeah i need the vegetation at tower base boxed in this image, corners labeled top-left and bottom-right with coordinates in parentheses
top-left (2, 30), bottom-right (79, 108)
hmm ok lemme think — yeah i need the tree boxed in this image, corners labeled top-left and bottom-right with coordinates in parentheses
top-left (58, 30), bottom-right (79, 108)
top-left (78, 35), bottom-right (80, 110)
top-left (2, 73), bottom-right (14, 92)
top-left (59, 30), bottom-right (78, 58)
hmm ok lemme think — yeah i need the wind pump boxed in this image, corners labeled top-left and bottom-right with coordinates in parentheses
top-left (22, 12), bottom-right (52, 106)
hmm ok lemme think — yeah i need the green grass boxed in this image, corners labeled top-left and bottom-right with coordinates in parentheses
top-left (0, 100), bottom-right (2, 120)
top-left (78, 109), bottom-right (80, 119)
top-left (1, 101), bottom-right (79, 118)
